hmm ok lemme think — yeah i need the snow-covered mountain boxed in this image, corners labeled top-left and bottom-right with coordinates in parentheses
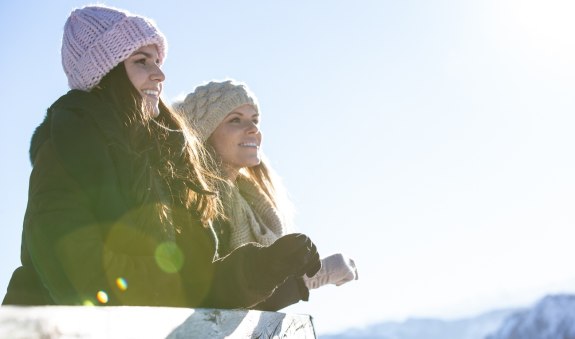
top-left (320, 294), bottom-right (575, 339)
top-left (319, 308), bottom-right (516, 339)
top-left (486, 294), bottom-right (575, 339)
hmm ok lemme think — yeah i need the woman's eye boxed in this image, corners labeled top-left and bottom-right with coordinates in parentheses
top-left (230, 118), bottom-right (240, 123)
top-left (135, 58), bottom-right (146, 65)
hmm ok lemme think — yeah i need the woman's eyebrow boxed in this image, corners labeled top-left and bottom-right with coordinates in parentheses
top-left (130, 51), bottom-right (154, 58)
top-left (227, 112), bottom-right (260, 119)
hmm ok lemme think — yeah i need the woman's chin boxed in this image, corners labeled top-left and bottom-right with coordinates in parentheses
top-left (143, 101), bottom-right (160, 118)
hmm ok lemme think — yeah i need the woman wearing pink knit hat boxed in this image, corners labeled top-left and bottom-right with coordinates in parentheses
top-left (3, 5), bottom-right (320, 308)
top-left (174, 79), bottom-right (358, 310)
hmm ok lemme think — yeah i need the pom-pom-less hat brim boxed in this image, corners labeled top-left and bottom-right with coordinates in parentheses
top-left (62, 5), bottom-right (167, 91)
top-left (173, 80), bottom-right (259, 141)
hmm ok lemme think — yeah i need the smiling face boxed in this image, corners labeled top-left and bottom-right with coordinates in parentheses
top-left (207, 104), bottom-right (262, 180)
top-left (123, 44), bottom-right (165, 118)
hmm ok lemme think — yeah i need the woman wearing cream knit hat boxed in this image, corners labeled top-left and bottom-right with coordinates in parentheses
top-left (3, 6), bottom-right (321, 309)
top-left (174, 79), bottom-right (358, 310)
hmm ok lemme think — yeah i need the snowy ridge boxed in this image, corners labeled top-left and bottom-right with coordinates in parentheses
top-left (320, 294), bottom-right (575, 339)
top-left (486, 294), bottom-right (575, 339)
top-left (319, 309), bottom-right (515, 339)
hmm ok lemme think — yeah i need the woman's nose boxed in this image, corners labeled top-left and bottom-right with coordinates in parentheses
top-left (151, 64), bottom-right (165, 82)
top-left (246, 121), bottom-right (259, 134)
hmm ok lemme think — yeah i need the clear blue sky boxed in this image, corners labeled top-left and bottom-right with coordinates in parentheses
top-left (1, 0), bottom-right (575, 335)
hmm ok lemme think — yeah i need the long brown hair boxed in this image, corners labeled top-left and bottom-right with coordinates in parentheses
top-left (94, 64), bottom-right (221, 226)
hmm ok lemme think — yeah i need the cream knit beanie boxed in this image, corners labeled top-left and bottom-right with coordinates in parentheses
top-left (173, 80), bottom-right (259, 141)
top-left (62, 5), bottom-right (167, 91)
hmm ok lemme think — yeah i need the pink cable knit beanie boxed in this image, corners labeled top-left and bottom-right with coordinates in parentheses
top-left (173, 80), bottom-right (259, 141)
top-left (61, 5), bottom-right (167, 91)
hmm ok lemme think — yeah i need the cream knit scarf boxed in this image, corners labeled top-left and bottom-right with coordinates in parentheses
top-left (223, 174), bottom-right (286, 255)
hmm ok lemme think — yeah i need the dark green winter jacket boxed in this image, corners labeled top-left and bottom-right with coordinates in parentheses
top-left (3, 90), bottom-right (306, 309)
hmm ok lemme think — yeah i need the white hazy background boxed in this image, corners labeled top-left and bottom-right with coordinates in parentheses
top-left (1, 0), bottom-right (575, 335)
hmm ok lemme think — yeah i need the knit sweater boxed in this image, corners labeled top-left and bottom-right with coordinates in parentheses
top-left (222, 174), bottom-right (287, 255)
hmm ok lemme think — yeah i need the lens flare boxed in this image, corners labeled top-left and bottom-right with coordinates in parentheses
top-left (116, 277), bottom-right (128, 291)
top-left (96, 291), bottom-right (109, 304)
top-left (155, 241), bottom-right (184, 273)
top-left (83, 300), bottom-right (95, 306)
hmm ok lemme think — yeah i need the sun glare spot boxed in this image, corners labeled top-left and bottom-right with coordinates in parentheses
top-left (83, 300), bottom-right (95, 306)
top-left (155, 241), bottom-right (184, 273)
top-left (116, 277), bottom-right (128, 291)
top-left (496, 0), bottom-right (575, 56)
top-left (96, 291), bottom-right (109, 304)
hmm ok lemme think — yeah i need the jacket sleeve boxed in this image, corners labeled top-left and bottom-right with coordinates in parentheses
top-left (172, 231), bottom-right (286, 309)
top-left (173, 218), bottom-right (306, 309)
top-left (251, 277), bottom-right (309, 311)
top-left (194, 243), bottom-right (310, 310)
top-left (24, 109), bottom-right (194, 306)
